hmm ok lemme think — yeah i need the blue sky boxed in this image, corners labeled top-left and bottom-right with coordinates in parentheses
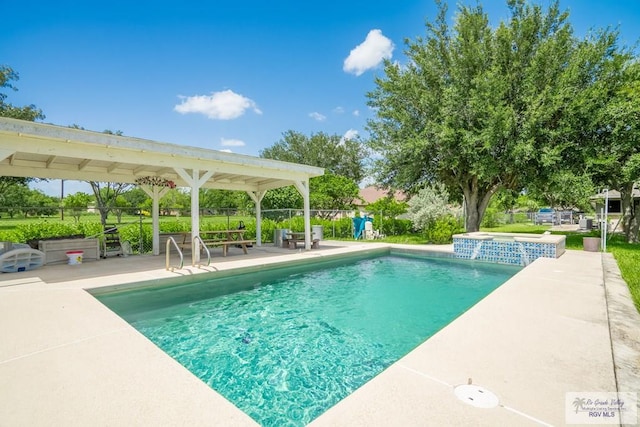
top-left (2, 0), bottom-right (639, 195)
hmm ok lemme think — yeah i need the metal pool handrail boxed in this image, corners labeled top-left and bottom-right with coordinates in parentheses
top-left (192, 235), bottom-right (211, 267)
top-left (165, 236), bottom-right (184, 271)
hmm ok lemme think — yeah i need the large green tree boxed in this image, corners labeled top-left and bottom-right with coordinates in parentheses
top-left (588, 59), bottom-right (640, 242)
top-left (262, 186), bottom-right (302, 210)
top-left (121, 187), bottom-right (151, 208)
top-left (0, 66), bottom-right (45, 190)
top-left (0, 66), bottom-right (44, 121)
top-left (90, 183), bottom-right (133, 225)
top-left (261, 173), bottom-right (360, 216)
top-left (0, 181), bottom-right (28, 218)
top-left (527, 171), bottom-right (595, 211)
top-left (309, 174), bottom-right (361, 216)
top-left (199, 189), bottom-right (252, 213)
top-left (260, 130), bottom-right (367, 183)
top-left (63, 192), bottom-right (92, 223)
top-left (366, 0), bottom-right (618, 231)
top-left (25, 189), bottom-right (59, 217)
top-left (260, 130), bottom-right (366, 212)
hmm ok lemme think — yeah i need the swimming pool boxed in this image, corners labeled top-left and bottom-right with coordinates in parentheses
top-left (95, 252), bottom-right (519, 426)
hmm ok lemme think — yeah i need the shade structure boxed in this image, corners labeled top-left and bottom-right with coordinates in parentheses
top-left (0, 117), bottom-right (324, 260)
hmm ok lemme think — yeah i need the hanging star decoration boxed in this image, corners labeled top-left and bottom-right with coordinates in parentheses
top-left (134, 176), bottom-right (176, 188)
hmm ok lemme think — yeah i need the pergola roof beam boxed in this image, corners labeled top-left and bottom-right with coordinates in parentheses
top-left (77, 159), bottom-right (91, 170)
top-left (0, 117), bottom-right (324, 197)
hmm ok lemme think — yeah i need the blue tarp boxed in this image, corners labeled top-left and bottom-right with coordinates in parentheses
top-left (353, 216), bottom-right (373, 239)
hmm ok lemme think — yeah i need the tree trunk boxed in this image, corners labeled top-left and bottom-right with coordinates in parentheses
top-left (462, 178), bottom-right (498, 232)
top-left (629, 212), bottom-right (639, 243)
top-left (620, 183), bottom-right (639, 243)
top-left (620, 183), bottom-right (640, 243)
top-left (99, 208), bottom-right (109, 226)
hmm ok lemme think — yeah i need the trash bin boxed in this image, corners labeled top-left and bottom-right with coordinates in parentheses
top-left (66, 250), bottom-right (84, 265)
top-left (312, 225), bottom-right (323, 241)
top-left (274, 229), bottom-right (288, 248)
top-left (583, 237), bottom-right (601, 252)
top-left (579, 218), bottom-right (593, 230)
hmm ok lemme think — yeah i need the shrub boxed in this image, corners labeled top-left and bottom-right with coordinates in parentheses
top-left (327, 217), bottom-right (354, 239)
top-left (380, 218), bottom-right (413, 236)
top-left (480, 206), bottom-right (503, 228)
top-left (160, 220), bottom-right (191, 233)
top-left (406, 184), bottom-right (452, 231)
top-left (424, 215), bottom-right (464, 244)
top-left (14, 221), bottom-right (83, 243)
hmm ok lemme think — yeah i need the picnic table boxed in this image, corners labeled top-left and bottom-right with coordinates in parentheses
top-left (178, 230), bottom-right (255, 256)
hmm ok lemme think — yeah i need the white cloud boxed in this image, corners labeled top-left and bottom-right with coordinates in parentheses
top-left (219, 149), bottom-right (233, 153)
top-left (333, 106), bottom-right (345, 114)
top-left (309, 112), bottom-right (327, 122)
top-left (343, 29), bottom-right (394, 76)
top-left (174, 90), bottom-right (262, 120)
top-left (343, 129), bottom-right (359, 140)
top-left (353, 109), bottom-right (360, 117)
top-left (341, 129), bottom-right (359, 143)
top-left (220, 137), bottom-right (245, 147)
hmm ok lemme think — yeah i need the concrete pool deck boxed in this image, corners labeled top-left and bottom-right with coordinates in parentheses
top-left (1, 242), bottom-right (638, 426)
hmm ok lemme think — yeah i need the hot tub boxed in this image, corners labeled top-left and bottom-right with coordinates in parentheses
top-left (453, 232), bottom-right (566, 266)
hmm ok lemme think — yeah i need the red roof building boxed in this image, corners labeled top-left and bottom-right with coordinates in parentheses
top-left (358, 186), bottom-right (406, 205)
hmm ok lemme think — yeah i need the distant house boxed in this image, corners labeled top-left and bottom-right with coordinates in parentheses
top-left (592, 188), bottom-right (640, 216)
top-left (358, 186), bottom-right (406, 205)
top-left (357, 186), bottom-right (406, 213)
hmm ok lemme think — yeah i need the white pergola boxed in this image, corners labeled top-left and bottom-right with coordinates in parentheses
top-left (0, 117), bottom-right (324, 263)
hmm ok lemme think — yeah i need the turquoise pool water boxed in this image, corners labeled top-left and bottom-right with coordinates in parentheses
top-left (96, 253), bottom-right (519, 426)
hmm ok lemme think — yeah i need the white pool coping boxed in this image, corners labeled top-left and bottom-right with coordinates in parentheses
top-left (1, 241), bottom-right (637, 426)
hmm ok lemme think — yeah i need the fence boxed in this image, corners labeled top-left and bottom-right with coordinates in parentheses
top-left (0, 206), bottom-right (254, 255)
top-left (1, 206), bottom-right (414, 254)
top-left (262, 209), bottom-right (414, 239)
top-left (482, 210), bottom-right (579, 227)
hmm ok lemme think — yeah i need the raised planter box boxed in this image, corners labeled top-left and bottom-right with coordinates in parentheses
top-left (583, 237), bottom-right (601, 252)
top-left (38, 238), bottom-right (100, 265)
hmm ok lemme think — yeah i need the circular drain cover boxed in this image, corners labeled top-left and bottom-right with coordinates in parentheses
top-left (454, 384), bottom-right (499, 408)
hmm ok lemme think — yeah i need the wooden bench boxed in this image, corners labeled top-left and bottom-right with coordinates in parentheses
top-left (204, 239), bottom-right (256, 256)
top-left (161, 232), bottom-right (255, 257)
top-left (287, 239), bottom-right (320, 249)
top-left (159, 233), bottom-right (192, 253)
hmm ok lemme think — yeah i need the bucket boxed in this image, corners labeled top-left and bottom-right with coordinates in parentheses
top-left (66, 250), bottom-right (84, 265)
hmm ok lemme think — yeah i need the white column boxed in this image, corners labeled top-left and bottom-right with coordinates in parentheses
top-left (247, 190), bottom-right (266, 247)
top-left (140, 185), bottom-right (170, 256)
top-left (293, 180), bottom-right (311, 250)
top-left (174, 168), bottom-right (214, 264)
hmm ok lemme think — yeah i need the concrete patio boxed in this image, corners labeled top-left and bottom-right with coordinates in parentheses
top-left (0, 241), bottom-right (638, 426)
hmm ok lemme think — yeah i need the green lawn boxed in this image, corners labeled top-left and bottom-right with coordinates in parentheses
top-left (603, 238), bottom-right (640, 313)
top-left (481, 223), bottom-right (552, 234)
